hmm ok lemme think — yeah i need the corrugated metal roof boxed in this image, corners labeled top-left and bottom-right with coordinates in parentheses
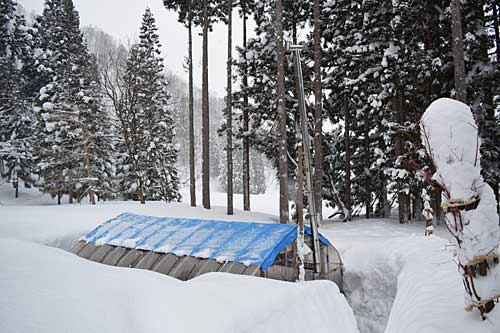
top-left (81, 213), bottom-right (301, 271)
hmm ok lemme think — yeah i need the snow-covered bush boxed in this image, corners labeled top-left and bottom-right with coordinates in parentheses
top-left (421, 98), bottom-right (500, 319)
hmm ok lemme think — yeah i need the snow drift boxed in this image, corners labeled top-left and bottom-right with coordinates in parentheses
top-left (0, 240), bottom-right (358, 333)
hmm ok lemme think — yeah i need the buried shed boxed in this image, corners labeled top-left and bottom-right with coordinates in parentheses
top-left (72, 213), bottom-right (343, 287)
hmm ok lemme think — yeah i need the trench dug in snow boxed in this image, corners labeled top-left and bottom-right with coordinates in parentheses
top-left (330, 227), bottom-right (498, 333)
top-left (341, 244), bottom-right (403, 333)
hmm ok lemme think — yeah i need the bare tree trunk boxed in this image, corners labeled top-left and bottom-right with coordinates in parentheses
top-left (394, 92), bottom-right (408, 223)
top-left (68, 170), bottom-right (73, 204)
top-left (84, 139), bottom-right (96, 205)
top-left (226, 0), bottom-right (234, 215)
top-left (202, 0), bottom-right (211, 209)
top-left (451, 0), bottom-right (467, 102)
top-left (276, 0), bottom-right (289, 224)
top-left (139, 176), bottom-right (145, 204)
top-left (13, 171), bottom-right (18, 198)
top-left (381, 174), bottom-right (391, 217)
top-left (492, 2), bottom-right (500, 61)
top-left (188, 0), bottom-right (196, 207)
top-left (313, 0), bottom-right (323, 221)
top-left (364, 108), bottom-right (371, 219)
top-left (478, 0), bottom-right (500, 213)
top-left (344, 95), bottom-right (352, 219)
top-left (432, 187), bottom-right (443, 225)
top-left (242, 0), bottom-right (250, 212)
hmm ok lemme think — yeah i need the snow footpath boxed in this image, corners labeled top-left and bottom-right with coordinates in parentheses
top-left (0, 185), bottom-right (358, 333)
top-left (0, 239), bottom-right (356, 333)
top-left (322, 219), bottom-right (500, 333)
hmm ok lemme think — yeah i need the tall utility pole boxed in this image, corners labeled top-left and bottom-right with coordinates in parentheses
top-left (313, 0), bottom-right (323, 221)
top-left (451, 0), bottom-right (466, 102)
top-left (226, 0), bottom-right (234, 215)
top-left (202, 0), bottom-right (211, 209)
top-left (242, 0), bottom-right (250, 211)
top-left (276, 0), bottom-right (289, 224)
top-left (289, 43), bottom-right (321, 273)
top-left (188, 0), bottom-right (196, 207)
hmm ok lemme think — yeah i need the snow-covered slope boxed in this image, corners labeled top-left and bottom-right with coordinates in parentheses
top-left (0, 238), bottom-right (358, 333)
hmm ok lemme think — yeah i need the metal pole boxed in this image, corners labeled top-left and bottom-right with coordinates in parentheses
top-left (288, 43), bottom-right (321, 274)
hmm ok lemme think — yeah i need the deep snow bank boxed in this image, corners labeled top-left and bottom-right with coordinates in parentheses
top-left (0, 239), bottom-right (358, 333)
top-left (385, 237), bottom-right (500, 333)
top-left (322, 219), bottom-right (500, 333)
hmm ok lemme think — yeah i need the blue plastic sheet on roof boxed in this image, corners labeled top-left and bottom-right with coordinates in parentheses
top-left (81, 213), bottom-right (330, 271)
top-left (304, 226), bottom-right (330, 246)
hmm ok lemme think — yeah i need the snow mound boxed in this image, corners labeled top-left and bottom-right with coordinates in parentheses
top-left (386, 236), bottom-right (500, 333)
top-left (421, 98), bottom-right (500, 313)
top-left (0, 239), bottom-right (358, 333)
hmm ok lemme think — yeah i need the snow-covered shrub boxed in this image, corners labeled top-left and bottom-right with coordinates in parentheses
top-left (421, 98), bottom-right (500, 319)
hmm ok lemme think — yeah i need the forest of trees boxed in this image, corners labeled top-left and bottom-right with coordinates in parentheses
top-left (0, 0), bottom-right (180, 203)
top-left (1, 0), bottom-right (499, 225)
top-left (162, 0), bottom-right (499, 223)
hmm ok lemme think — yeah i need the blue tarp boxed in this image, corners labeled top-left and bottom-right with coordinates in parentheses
top-left (81, 213), bottom-right (329, 271)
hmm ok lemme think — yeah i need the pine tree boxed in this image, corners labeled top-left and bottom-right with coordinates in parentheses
top-left (463, 0), bottom-right (500, 211)
top-left (0, 0), bottom-right (34, 197)
top-left (117, 8), bottom-right (180, 204)
top-left (31, 0), bottom-right (115, 203)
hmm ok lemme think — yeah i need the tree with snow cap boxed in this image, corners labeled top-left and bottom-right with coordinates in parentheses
top-left (421, 98), bottom-right (500, 319)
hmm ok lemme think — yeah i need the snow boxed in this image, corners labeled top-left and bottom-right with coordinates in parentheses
top-left (1, 181), bottom-right (500, 332)
top-left (322, 219), bottom-right (500, 333)
top-left (0, 184), bottom-right (357, 333)
top-left (42, 101), bottom-right (53, 111)
top-left (421, 98), bottom-right (500, 313)
top-left (0, 239), bottom-right (357, 333)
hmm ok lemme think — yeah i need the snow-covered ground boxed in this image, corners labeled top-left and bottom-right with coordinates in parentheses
top-left (0, 184), bottom-right (357, 333)
top-left (1, 182), bottom-right (499, 332)
top-left (322, 220), bottom-right (500, 332)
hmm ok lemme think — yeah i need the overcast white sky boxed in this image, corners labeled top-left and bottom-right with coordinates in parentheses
top-left (19, 0), bottom-right (254, 97)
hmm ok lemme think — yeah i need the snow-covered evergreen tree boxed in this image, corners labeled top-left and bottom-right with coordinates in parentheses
top-left (116, 8), bottom-right (180, 203)
top-left (31, 0), bottom-right (115, 203)
top-left (0, 0), bottom-right (34, 197)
